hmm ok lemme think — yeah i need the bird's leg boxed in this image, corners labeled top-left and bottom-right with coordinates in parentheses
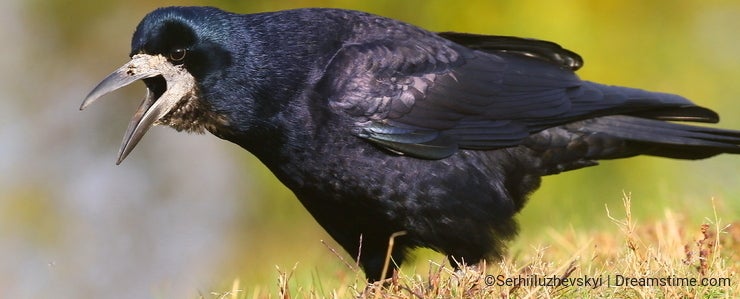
top-left (359, 247), bottom-right (406, 282)
top-left (356, 231), bottom-right (408, 282)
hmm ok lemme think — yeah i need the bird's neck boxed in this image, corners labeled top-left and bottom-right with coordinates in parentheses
top-left (213, 92), bottom-right (335, 191)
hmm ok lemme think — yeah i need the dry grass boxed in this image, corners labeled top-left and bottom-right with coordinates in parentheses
top-left (205, 194), bottom-right (739, 298)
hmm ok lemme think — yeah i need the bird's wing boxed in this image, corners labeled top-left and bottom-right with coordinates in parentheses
top-left (319, 38), bottom-right (584, 159)
top-left (436, 32), bottom-right (583, 70)
top-left (318, 35), bottom-right (588, 159)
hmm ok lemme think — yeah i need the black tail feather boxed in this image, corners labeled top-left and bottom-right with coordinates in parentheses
top-left (584, 115), bottom-right (740, 160)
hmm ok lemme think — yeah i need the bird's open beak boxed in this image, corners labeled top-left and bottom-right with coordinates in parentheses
top-left (81, 54), bottom-right (196, 164)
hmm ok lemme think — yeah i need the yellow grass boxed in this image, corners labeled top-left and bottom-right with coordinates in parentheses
top-left (205, 194), bottom-right (739, 298)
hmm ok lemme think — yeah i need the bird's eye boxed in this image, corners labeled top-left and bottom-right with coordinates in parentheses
top-left (170, 48), bottom-right (187, 61)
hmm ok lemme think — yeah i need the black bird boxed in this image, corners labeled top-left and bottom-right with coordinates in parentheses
top-left (82, 6), bottom-right (740, 280)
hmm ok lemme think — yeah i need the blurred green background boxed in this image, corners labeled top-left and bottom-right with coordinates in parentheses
top-left (1, 0), bottom-right (738, 298)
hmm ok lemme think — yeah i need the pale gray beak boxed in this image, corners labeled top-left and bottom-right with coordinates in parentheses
top-left (81, 54), bottom-right (196, 164)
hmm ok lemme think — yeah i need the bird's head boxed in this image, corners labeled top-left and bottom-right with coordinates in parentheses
top-left (81, 6), bottom-right (242, 164)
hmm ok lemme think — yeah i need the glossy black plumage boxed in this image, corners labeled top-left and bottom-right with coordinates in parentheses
top-left (82, 6), bottom-right (740, 281)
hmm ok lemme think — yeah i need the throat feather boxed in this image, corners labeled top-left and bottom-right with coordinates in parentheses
top-left (155, 91), bottom-right (230, 134)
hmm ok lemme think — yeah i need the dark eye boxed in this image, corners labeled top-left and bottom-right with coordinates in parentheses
top-left (170, 48), bottom-right (187, 61)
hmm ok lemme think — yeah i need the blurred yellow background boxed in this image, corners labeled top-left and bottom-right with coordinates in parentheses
top-left (2, 0), bottom-right (738, 298)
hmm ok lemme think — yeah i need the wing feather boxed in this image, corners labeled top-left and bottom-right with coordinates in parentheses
top-left (318, 33), bottom-right (719, 159)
